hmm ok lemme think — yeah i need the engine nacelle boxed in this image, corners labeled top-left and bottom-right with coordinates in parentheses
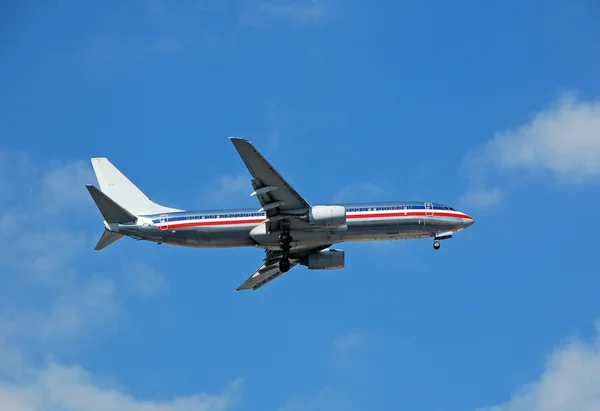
top-left (303, 205), bottom-right (346, 227)
top-left (303, 249), bottom-right (345, 270)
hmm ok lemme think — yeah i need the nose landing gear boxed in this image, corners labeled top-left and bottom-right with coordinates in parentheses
top-left (279, 229), bottom-right (293, 272)
top-left (432, 232), bottom-right (452, 250)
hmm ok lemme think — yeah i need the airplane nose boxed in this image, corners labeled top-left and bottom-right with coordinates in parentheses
top-left (463, 217), bottom-right (474, 228)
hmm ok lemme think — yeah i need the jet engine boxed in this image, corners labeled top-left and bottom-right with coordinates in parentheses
top-left (301, 249), bottom-right (345, 270)
top-left (300, 205), bottom-right (346, 228)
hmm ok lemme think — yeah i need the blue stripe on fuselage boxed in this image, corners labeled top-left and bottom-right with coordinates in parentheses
top-left (148, 202), bottom-right (456, 224)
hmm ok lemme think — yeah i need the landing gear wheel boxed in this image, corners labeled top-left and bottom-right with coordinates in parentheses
top-left (279, 227), bottom-right (292, 271)
top-left (279, 232), bottom-right (292, 247)
top-left (433, 240), bottom-right (440, 250)
top-left (279, 258), bottom-right (291, 272)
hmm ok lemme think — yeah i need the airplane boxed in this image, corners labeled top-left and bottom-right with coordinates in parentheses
top-left (86, 137), bottom-right (474, 291)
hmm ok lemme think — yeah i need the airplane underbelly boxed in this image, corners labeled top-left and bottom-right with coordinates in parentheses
top-left (144, 225), bottom-right (255, 248)
top-left (344, 217), bottom-right (422, 241)
top-left (206, 225), bottom-right (255, 247)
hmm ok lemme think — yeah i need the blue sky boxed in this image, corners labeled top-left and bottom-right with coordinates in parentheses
top-left (1, 1), bottom-right (600, 410)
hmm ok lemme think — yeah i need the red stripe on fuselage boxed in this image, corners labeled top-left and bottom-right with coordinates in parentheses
top-left (161, 218), bottom-right (264, 229)
top-left (346, 211), bottom-right (467, 220)
top-left (158, 211), bottom-right (467, 229)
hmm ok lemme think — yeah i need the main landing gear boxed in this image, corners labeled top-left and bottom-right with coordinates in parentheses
top-left (279, 229), bottom-right (293, 272)
top-left (433, 240), bottom-right (440, 250)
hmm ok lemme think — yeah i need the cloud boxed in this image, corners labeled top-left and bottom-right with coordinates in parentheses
top-left (36, 276), bottom-right (119, 341)
top-left (123, 262), bottom-right (169, 297)
top-left (204, 175), bottom-right (250, 206)
top-left (481, 93), bottom-right (600, 181)
top-left (278, 333), bottom-right (370, 411)
top-left (87, 0), bottom-right (330, 63)
top-left (332, 183), bottom-right (384, 203)
top-left (333, 332), bottom-right (369, 357)
top-left (0, 151), bottom-right (119, 346)
top-left (476, 320), bottom-right (600, 411)
top-left (462, 93), bottom-right (600, 208)
top-left (460, 187), bottom-right (504, 209)
top-left (86, 0), bottom-right (221, 64)
top-left (41, 160), bottom-right (95, 215)
top-left (0, 148), bottom-right (244, 411)
top-left (264, 101), bottom-right (284, 148)
top-left (0, 149), bottom-right (38, 201)
top-left (0, 363), bottom-right (242, 411)
top-left (8, 230), bottom-right (93, 283)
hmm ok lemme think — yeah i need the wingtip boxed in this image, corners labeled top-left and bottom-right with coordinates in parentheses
top-left (229, 136), bottom-right (249, 143)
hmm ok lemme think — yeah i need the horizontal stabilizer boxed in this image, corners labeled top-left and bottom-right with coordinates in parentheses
top-left (94, 229), bottom-right (125, 250)
top-left (86, 184), bottom-right (136, 224)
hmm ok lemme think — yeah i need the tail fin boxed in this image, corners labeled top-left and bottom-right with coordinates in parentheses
top-left (90, 158), bottom-right (181, 216)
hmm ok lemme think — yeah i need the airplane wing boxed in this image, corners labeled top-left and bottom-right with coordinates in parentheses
top-left (236, 251), bottom-right (301, 291)
top-left (229, 137), bottom-right (310, 219)
top-left (236, 246), bottom-right (329, 291)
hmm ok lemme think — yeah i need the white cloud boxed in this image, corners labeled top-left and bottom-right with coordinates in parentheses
top-left (8, 230), bottom-right (92, 283)
top-left (36, 276), bottom-right (119, 340)
top-left (87, 0), bottom-right (330, 64)
top-left (87, 1), bottom-right (207, 64)
top-left (0, 149), bottom-right (244, 411)
top-left (484, 94), bottom-right (600, 180)
top-left (476, 320), bottom-right (600, 411)
top-left (40, 160), bottom-right (95, 215)
top-left (333, 332), bottom-right (369, 357)
top-left (0, 149), bottom-right (38, 204)
top-left (460, 187), bottom-right (503, 209)
top-left (332, 183), bottom-right (384, 203)
top-left (0, 363), bottom-right (242, 411)
top-left (462, 93), bottom-right (600, 208)
top-left (278, 334), bottom-right (369, 411)
top-left (264, 101), bottom-right (284, 148)
top-left (123, 262), bottom-right (168, 297)
top-left (204, 175), bottom-right (250, 205)
top-left (0, 154), bottom-right (118, 345)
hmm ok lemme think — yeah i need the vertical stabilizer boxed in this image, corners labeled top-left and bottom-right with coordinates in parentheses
top-left (90, 158), bottom-right (182, 215)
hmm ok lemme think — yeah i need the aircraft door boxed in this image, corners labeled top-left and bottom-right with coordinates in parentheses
top-left (159, 214), bottom-right (169, 230)
top-left (422, 202), bottom-right (435, 237)
top-left (424, 202), bottom-right (433, 216)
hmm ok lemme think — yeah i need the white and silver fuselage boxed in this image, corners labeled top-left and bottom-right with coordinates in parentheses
top-left (115, 201), bottom-right (474, 250)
